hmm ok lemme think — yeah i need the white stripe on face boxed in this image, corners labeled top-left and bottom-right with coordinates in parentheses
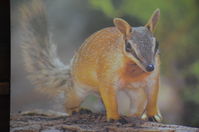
top-left (152, 37), bottom-right (156, 53)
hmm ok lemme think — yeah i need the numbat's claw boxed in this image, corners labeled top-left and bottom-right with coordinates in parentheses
top-left (148, 114), bottom-right (162, 122)
top-left (141, 112), bottom-right (148, 120)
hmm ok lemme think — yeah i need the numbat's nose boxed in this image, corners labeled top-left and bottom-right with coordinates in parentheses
top-left (146, 64), bottom-right (154, 72)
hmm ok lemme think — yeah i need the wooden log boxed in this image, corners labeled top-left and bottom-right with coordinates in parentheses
top-left (10, 110), bottom-right (199, 132)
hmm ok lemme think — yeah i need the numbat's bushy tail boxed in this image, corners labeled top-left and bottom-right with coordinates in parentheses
top-left (20, 0), bottom-right (73, 95)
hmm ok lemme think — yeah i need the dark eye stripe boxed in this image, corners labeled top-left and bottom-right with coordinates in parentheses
top-left (125, 41), bottom-right (132, 52)
top-left (125, 41), bottom-right (142, 62)
top-left (155, 40), bottom-right (159, 53)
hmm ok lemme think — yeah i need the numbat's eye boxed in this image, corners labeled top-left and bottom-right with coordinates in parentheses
top-left (125, 41), bottom-right (132, 52)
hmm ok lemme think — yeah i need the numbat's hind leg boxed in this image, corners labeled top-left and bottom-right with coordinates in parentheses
top-left (64, 88), bottom-right (88, 115)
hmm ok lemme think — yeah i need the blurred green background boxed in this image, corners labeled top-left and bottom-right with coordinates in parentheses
top-left (11, 0), bottom-right (199, 127)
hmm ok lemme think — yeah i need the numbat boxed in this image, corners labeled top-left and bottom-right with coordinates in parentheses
top-left (21, 0), bottom-right (162, 122)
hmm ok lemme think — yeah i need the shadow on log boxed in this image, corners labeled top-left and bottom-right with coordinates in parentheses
top-left (10, 110), bottom-right (199, 132)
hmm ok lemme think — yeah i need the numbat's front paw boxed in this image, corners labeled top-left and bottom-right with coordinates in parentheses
top-left (148, 112), bottom-right (162, 122)
top-left (148, 115), bottom-right (162, 122)
top-left (141, 112), bottom-right (162, 122)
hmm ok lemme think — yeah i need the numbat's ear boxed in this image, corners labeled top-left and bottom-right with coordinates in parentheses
top-left (145, 9), bottom-right (160, 32)
top-left (113, 18), bottom-right (132, 37)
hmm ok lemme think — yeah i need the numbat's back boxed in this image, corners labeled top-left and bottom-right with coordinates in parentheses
top-left (21, 0), bottom-right (162, 123)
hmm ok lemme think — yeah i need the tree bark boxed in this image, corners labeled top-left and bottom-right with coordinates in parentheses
top-left (10, 110), bottom-right (199, 132)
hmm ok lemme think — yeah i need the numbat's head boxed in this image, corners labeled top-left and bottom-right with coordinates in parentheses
top-left (114, 9), bottom-right (160, 72)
